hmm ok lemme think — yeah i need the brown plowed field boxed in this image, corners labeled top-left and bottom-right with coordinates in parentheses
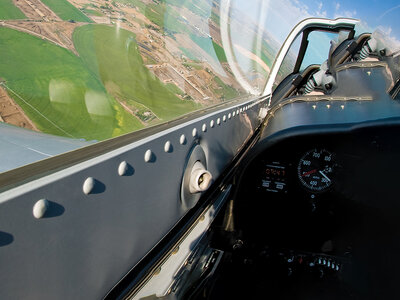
top-left (13, 0), bottom-right (61, 21)
top-left (0, 85), bottom-right (38, 131)
top-left (152, 64), bottom-right (205, 100)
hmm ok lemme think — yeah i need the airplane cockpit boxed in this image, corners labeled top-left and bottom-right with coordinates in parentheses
top-left (195, 20), bottom-right (400, 300)
top-left (0, 1), bottom-right (399, 299)
top-left (116, 17), bottom-right (400, 300)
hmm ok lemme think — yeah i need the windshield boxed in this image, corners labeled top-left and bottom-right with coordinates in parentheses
top-left (273, 34), bottom-right (301, 92)
top-left (300, 31), bottom-right (339, 71)
top-left (0, 0), bottom-right (399, 172)
top-left (273, 30), bottom-right (346, 91)
top-left (0, 0), bottom-right (275, 143)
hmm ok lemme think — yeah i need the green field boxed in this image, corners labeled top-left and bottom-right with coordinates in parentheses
top-left (213, 41), bottom-right (227, 62)
top-left (40, 0), bottom-right (92, 22)
top-left (189, 34), bottom-right (227, 63)
top-left (0, 27), bottom-right (141, 140)
top-left (0, 0), bottom-right (25, 20)
top-left (212, 76), bottom-right (238, 100)
top-left (115, 0), bottom-right (147, 14)
top-left (73, 24), bottom-right (199, 121)
top-left (165, 83), bottom-right (184, 96)
top-left (144, 2), bottom-right (166, 29)
top-left (82, 9), bottom-right (103, 17)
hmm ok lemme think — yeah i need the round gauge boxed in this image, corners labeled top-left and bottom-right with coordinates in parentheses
top-left (297, 149), bottom-right (334, 192)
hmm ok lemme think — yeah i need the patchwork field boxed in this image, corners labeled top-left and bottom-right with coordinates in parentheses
top-left (0, 27), bottom-right (141, 141)
top-left (73, 24), bottom-right (200, 121)
top-left (40, 0), bottom-right (92, 22)
top-left (0, 0), bottom-right (26, 20)
top-left (0, 0), bottom-right (250, 141)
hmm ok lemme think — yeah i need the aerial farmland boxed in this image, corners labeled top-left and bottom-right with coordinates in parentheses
top-left (0, 0), bottom-right (272, 140)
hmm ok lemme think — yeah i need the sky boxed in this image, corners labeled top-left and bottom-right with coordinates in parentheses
top-left (300, 0), bottom-right (400, 38)
top-left (233, 0), bottom-right (400, 47)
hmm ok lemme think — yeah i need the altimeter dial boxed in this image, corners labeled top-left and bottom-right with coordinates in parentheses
top-left (297, 149), bottom-right (334, 192)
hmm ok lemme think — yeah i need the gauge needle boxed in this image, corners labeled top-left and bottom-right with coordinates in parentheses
top-left (302, 169), bottom-right (317, 177)
top-left (319, 170), bottom-right (331, 182)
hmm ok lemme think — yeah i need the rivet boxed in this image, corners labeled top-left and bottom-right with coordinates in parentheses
top-left (217, 118), bottom-right (221, 125)
top-left (228, 113), bottom-right (231, 119)
top-left (154, 266), bottom-right (161, 276)
top-left (83, 177), bottom-right (95, 195)
top-left (144, 149), bottom-right (153, 162)
top-left (164, 141), bottom-right (172, 153)
top-left (180, 134), bottom-right (186, 145)
top-left (223, 115), bottom-right (226, 122)
top-left (202, 123), bottom-right (207, 132)
top-left (118, 161), bottom-right (129, 176)
top-left (33, 199), bottom-right (49, 219)
top-left (232, 111), bottom-right (236, 117)
top-left (192, 128), bottom-right (197, 137)
top-left (210, 120), bottom-right (215, 128)
top-left (236, 109), bottom-right (239, 114)
top-left (326, 104), bottom-right (330, 109)
top-left (312, 105), bottom-right (317, 110)
top-left (172, 246), bottom-right (180, 255)
top-left (341, 105), bottom-right (345, 109)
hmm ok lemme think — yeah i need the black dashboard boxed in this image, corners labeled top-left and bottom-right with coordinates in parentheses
top-left (230, 121), bottom-right (400, 298)
top-left (236, 125), bottom-right (400, 239)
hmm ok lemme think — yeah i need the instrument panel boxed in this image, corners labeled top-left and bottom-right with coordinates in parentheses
top-left (258, 147), bottom-right (338, 196)
top-left (297, 149), bottom-right (335, 192)
top-left (261, 161), bottom-right (288, 193)
top-left (245, 124), bottom-right (400, 211)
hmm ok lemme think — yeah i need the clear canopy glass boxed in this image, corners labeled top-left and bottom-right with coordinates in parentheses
top-left (0, 0), bottom-right (399, 171)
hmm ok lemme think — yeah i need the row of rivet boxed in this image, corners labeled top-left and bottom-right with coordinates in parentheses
top-left (312, 104), bottom-right (346, 110)
top-left (32, 104), bottom-right (252, 218)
